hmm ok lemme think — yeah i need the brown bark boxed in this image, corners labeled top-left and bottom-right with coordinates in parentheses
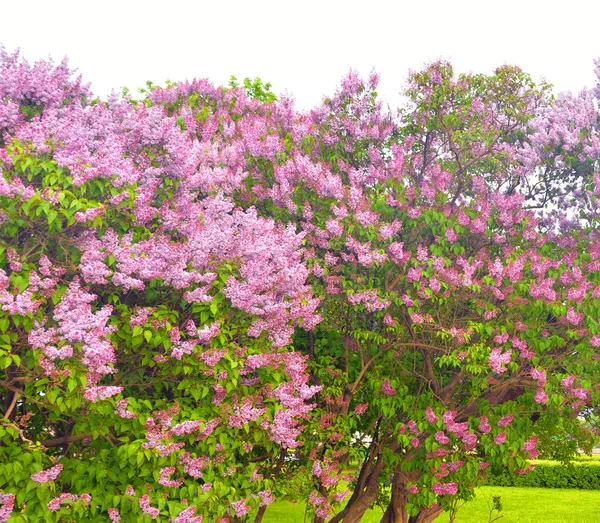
top-left (339, 481), bottom-right (380, 523)
top-left (409, 507), bottom-right (444, 523)
top-left (254, 450), bottom-right (287, 523)
top-left (254, 506), bottom-right (267, 523)
top-left (327, 461), bottom-right (381, 523)
top-left (40, 433), bottom-right (93, 447)
top-left (379, 473), bottom-right (410, 523)
top-left (379, 472), bottom-right (443, 523)
top-left (327, 438), bottom-right (399, 523)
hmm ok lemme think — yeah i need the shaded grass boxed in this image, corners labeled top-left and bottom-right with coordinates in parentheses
top-left (263, 486), bottom-right (600, 522)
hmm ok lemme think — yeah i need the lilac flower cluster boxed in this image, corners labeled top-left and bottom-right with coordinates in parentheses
top-left (139, 495), bottom-right (159, 519)
top-left (0, 493), bottom-right (15, 523)
top-left (31, 463), bottom-right (63, 484)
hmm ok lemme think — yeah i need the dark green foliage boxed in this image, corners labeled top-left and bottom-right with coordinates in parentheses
top-left (486, 461), bottom-right (600, 490)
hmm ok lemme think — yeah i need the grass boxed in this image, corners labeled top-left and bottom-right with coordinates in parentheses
top-left (261, 498), bottom-right (383, 523)
top-left (262, 486), bottom-right (600, 522)
top-left (436, 487), bottom-right (600, 522)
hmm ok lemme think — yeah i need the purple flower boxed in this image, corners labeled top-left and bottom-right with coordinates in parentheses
top-left (479, 416), bottom-right (492, 434)
top-left (425, 407), bottom-right (438, 424)
top-left (434, 431), bottom-right (450, 444)
top-left (381, 380), bottom-right (397, 396)
top-left (497, 414), bottom-right (514, 427)
top-left (354, 402), bottom-right (368, 415)
top-left (31, 463), bottom-right (63, 484)
top-left (231, 499), bottom-right (251, 518)
top-left (494, 432), bottom-right (507, 445)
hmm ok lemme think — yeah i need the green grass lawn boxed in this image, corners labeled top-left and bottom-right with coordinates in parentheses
top-left (263, 486), bottom-right (600, 522)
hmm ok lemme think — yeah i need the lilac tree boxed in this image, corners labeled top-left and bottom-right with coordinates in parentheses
top-left (159, 61), bottom-right (599, 522)
top-left (0, 47), bottom-right (321, 522)
top-left (0, 45), bottom-right (599, 523)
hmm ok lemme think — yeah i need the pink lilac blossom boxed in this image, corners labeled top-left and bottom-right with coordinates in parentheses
top-left (383, 313), bottom-right (396, 326)
top-left (231, 500), bottom-right (250, 518)
top-left (489, 348), bottom-right (512, 374)
top-left (47, 493), bottom-right (79, 511)
top-left (434, 431), bottom-right (450, 444)
top-left (497, 414), bottom-right (514, 427)
top-left (0, 493), bottom-right (15, 523)
top-left (31, 463), bottom-right (63, 484)
top-left (139, 495), bottom-right (160, 519)
top-left (442, 411), bottom-right (456, 425)
top-left (425, 407), bottom-right (438, 424)
top-left (159, 467), bottom-right (183, 487)
top-left (114, 399), bottom-right (137, 418)
top-left (515, 465), bottom-right (535, 475)
top-left (354, 403), bottom-right (368, 415)
top-left (565, 307), bottom-right (583, 325)
top-left (479, 416), bottom-right (492, 434)
top-left (347, 290), bottom-right (390, 311)
top-left (432, 482), bottom-right (458, 495)
top-left (171, 420), bottom-right (203, 436)
top-left (84, 386), bottom-right (123, 403)
top-left (531, 368), bottom-right (547, 387)
top-left (381, 380), bottom-right (397, 396)
top-left (174, 507), bottom-right (202, 523)
top-left (523, 435), bottom-right (540, 459)
top-left (410, 312), bottom-right (424, 324)
top-left (535, 388), bottom-right (549, 404)
top-left (461, 432), bottom-right (478, 450)
top-left (493, 432), bottom-right (507, 445)
top-left (332, 489), bottom-right (349, 503)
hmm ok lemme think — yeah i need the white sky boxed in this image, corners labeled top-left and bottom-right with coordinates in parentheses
top-left (1, 0), bottom-right (599, 110)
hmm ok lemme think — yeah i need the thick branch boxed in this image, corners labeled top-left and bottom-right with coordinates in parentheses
top-left (40, 433), bottom-right (93, 447)
top-left (3, 390), bottom-right (20, 420)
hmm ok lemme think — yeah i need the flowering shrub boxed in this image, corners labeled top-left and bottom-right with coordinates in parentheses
top-left (0, 45), bottom-right (599, 523)
top-left (0, 47), bottom-right (321, 522)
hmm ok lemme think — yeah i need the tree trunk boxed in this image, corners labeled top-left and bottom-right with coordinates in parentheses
top-left (254, 506), bottom-right (267, 523)
top-left (380, 501), bottom-right (443, 523)
top-left (321, 480), bottom-right (380, 523)
top-left (379, 472), bottom-right (409, 523)
top-left (328, 431), bottom-right (398, 523)
top-left (379, 472), bottom-right (443, 523)
top-left (327, 449), bottom-right (385, 523)
top-left (254, 450), bottom-right (288, 523)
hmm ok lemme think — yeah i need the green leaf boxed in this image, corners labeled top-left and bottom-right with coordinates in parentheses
top-left (47, 208), bottom-right (58, 225)
top-left (210, 301), bottom-right (218, 315)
